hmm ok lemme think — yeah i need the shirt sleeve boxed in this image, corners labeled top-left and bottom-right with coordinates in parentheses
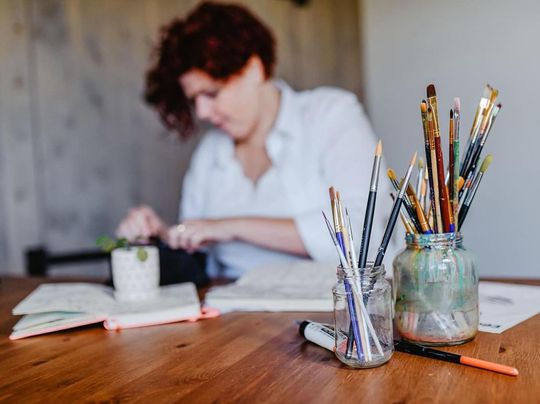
top-left (294, 91), bottom-right (401, 267)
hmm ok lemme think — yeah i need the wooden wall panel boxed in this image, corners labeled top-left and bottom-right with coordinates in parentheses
top-left (0, 0), bottom-right (361, 275)
top-left (0, 0), bottom-right (41, 274)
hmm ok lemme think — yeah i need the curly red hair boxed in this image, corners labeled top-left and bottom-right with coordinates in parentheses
top-left (144, 2), bottom-right (276, 139)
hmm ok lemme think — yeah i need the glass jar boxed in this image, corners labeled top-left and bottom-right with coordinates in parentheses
top-left (332, 265), bottom-right (393, 368)
top-left (393, 233), bottom-right (478, 346)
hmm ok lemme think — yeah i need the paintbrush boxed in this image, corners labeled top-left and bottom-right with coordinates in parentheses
top-left (427, 107), bottom-right (443, 232)
top-left (387, 169), bottom-right (423, 233)
top-left (391, 193), bottom-right (417, 234)
top-left (459, 155), bottom-right (493, 228)
top-left (416, 158), bottom-right (425, 199)
top-left (358, 140), bottom-right (382, 269)
top-left (374, 152), bottom-right (417, 267)
top-left (428, 84), bottom-right (453, 233)
top-left (448, 109), bottom-right (456, 231)
top-left (453, 98), bottom-right (461, 231)
top-left (421, 101), bottom-right (437, 229)
top-left (460, 103), bottom-right (501, 191)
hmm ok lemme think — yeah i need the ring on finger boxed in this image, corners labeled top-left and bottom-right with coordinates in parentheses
top-left (176, 223), bottom-right (187, 234)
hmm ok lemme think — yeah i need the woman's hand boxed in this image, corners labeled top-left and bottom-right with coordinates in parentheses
top-left (167, 219), bottom-right (236, 253)
top-left (116, 205), bottom-right (168, 242)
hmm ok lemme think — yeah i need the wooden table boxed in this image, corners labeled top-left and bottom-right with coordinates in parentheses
top-left (1, 277), bottom-right (539, 403)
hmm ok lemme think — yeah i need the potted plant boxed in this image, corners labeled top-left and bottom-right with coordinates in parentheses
top-left (97, 236), bottom-right (160, 302)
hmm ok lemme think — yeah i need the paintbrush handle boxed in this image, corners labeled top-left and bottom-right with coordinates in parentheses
top-left (358, 191), bottom-right (376, 269)
top-left (374, 197), bottom-right (401, 267)
top-left (434, 136), bottom-right (452, 232)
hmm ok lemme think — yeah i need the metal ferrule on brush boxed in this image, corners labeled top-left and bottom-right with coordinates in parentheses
top-left (369, 156), bottom-right (381, 192)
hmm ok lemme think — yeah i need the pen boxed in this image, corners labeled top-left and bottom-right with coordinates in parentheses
top-left (297, 321), bottom-right (519, 377)
top-left (394, 339), bottom-right (518, 377)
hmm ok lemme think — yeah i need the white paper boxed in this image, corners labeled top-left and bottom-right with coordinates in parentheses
top-left (11, 282), bottom-right (201, 337)
top-left (479, 281), bottom-right (540, 333)
top-left (12, 283), bottom-right (116, 315)
top-left (205, 260), bottom-right (335, 312)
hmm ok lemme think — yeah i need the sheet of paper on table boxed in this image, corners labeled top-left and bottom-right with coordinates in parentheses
top-left (205, 262), bottom-right (540, 333)
top-left (478, 281), bottom-right (540, 333)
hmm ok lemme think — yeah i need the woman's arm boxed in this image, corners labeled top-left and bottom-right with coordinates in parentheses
top-left (167, 217), bottom-right (309, 256)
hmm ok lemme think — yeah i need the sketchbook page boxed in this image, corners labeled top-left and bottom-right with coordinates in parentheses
top-left (12, 283), bottom-right (116, 315)
top-left (9, 313), bottom-right (107, 340)
top-left (13, 311), bottom-right (89, 331)
top-left (479, 281), bottom-right (540, 333)
top-left (105, 283), bottom-right (200, 329)
top-left (205, 260), bottom-right (335, 312)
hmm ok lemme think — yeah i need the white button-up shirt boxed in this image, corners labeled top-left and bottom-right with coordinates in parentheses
top-left (180, 80), bottom-right (399, 278)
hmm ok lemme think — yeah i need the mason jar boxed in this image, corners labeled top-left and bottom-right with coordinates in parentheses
top-left (393, 232), bottom-right (478, 346)
top-left (332, 265), bottom-right (393, 368)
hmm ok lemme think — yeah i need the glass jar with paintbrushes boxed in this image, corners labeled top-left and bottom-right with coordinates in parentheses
top-left (391, 83), bottom-right (499, 346)
top-left (393, 233), bottom-right (478, 346)
top-left (333, 264), bottom-right (393, 368)
top-left (323, 144), bottom-right (417, 367)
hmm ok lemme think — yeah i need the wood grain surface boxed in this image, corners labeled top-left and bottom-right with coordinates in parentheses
top-left (1, 277), bottom-right (539, 403)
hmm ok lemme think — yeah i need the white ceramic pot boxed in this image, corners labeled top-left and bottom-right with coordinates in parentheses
top-left (111, 246), bottom-right (160, 302)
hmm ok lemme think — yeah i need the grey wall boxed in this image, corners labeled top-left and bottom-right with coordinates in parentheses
top-left (362, 0), bottom-right (540, 277)
top-left (0, 0), bottom-right (362, 276)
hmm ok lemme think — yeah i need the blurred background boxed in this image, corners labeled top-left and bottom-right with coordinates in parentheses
top-left (0, 0), bottom-right (537, 278)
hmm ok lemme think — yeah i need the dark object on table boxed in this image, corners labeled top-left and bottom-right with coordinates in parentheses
top-left (25, 241), bottom-right (209, 287)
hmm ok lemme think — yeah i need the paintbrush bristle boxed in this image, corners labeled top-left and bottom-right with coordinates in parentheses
top-left (480, 154), bottom-right (493, 173)
top-left (329, 187), bottom-right (336, 201)
top-left (457, 176), bottom-right (465, 190)
top-left (490, 88), bottom-right (499, 103)
top-left (453, 97), bottom-right (460, 113)
top-left (427, 84), bottom-right (436, 98)
top-left (410, 151), bottom-right (418, 166)
top-left (420, 101), bottom-right (428, 113)
top-left (376, 140), bottom-right (382, 157)
top-left (483, 85), bottom-right (491, 100)
top-left (418, 157), bottom-right (424, 170)
top-left (450, 109), bottom-right (454, 119)
top-left (387, 168), bottom-right (397, 181)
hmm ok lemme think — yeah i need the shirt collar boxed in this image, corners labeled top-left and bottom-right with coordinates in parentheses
top-left (213, 79), bottom-right (302, 168)
top-left (271, 79), bottom-right (302, 139)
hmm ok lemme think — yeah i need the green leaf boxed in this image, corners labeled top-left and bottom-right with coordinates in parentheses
top-left (96, 235), bottom-right (116, 252)
top-left (117, 238), bottom-right (129, 249)
top-left (137, 247), bottom-right (148, 262)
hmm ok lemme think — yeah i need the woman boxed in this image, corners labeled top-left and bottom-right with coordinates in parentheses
top-left (117, 1), bottom-right (395, 278)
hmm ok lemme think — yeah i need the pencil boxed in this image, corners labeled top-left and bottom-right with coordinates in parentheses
top-left (394, 339), bottom-right (518, 376)
top-left (358, 140), bottom-right (382, 269)
top-left (374, 152), bottom-right (417, 267)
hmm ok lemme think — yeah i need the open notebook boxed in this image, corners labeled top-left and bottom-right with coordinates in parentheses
top-left (10, 282), bottom-right (209, 340)
top-left (204, 260), bottom-right (336, 312)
